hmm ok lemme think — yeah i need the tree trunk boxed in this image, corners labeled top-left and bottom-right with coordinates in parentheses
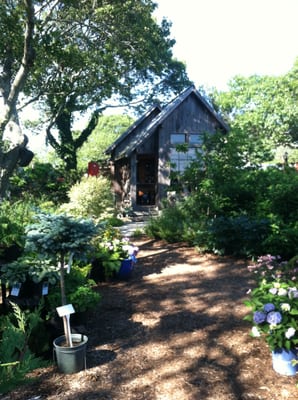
top-left (0, 0), bottom-right (35, 198)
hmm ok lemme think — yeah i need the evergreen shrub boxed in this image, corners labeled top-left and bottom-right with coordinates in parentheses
top-left (145, 204), bottom-right (185, 243)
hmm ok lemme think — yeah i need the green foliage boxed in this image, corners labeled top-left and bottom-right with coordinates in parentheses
top-left (207, 216), bottom-right (271, 257)
top-left (60, 176), bottom-right (114, 220)
top-left (0, 261), bottom-right (28, 286)
top-left (45, 265), bottom-right (101, 314)
top-left (9, 162), bottom-right (70, 205)
top-left (25, 212), bottom-right (98, 263)
top-left (146, 125), bottom-right (298, 258)
top-left (23, 0), bottom-right (190, 170)
top-left (68, 285), bottom-right (100, 313)
top-left (105, 217), bottom-right (124, 227)
top-left (0, 0), bottom-right (190, 195)
top-left (131, 228), bottom-right (145, 238)
top-left (0, 200), bottom-right (32, 252)
top-left (212, 60), bottom-right (298, 152)
top-left (145, 204), bottom-right (185, 243)
top-left (0, 302), bottom-right (48, 394)
top-left (263, 221), bottom-right (298, 260)
top-left (1, 256), bottom-right (59, 286)
top-left (77, 114), bottom-right (134, 172)
top-left (24, 211), bottom-right (99, 347)
top-left (244, 280), bottom-right (298, 351)
top-left (90, 226), bottom-right (138, 279)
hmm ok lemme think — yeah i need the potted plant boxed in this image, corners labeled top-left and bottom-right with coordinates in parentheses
top-left (245, 255), bottom-right (298, 376)
top-left (0, 200), bottom-right (30, 305)
top-left (90, 226), bottom-right (138, 281)
top-left (1, 256), bottom-right (59, 308)
top-left (25, 212), bottom-right (98, 373)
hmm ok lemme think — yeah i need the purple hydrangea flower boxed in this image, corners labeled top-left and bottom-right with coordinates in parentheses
top-left (266, 311), bottom-right (282, 325)
top-left (263, 303), bottom-right (275, 313)
top-left (253, 311), bottom-right (266, 324)
top-left (288, 288), bottom-right (298, 299)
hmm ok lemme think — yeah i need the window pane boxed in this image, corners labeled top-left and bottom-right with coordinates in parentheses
top-left (170, 147), bottom-right (197, 172)
top-left (189, 134), bottom-right (203, 145)
top-left (171, 134), bottom-right (186, 144)
top-left (187, 148), bottom-right (196, 160)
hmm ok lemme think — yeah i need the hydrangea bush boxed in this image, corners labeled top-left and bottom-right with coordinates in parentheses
top-left (244, 280), bottom-right (298, 351)
top-left (91, 226), bottom-right (139, 279)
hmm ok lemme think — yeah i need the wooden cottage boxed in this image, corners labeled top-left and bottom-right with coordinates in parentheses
top-left (105, 85), bottom-right (229, 212)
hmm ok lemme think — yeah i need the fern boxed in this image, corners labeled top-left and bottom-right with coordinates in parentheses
top-left (0, 302), bottom-right (48, 394)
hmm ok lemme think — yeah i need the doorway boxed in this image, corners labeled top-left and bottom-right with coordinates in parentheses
top-left (136, 155), bottom-right (156, 206)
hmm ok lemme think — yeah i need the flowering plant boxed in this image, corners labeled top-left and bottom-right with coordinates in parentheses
top-left (247, 255), bottom-right (298, 283)
top-left (244, 279), bottom-right (298, 351)
top-left (91, 226), bottom-right (139, 279)
top-left (99, 236), bottom-right (138, 264)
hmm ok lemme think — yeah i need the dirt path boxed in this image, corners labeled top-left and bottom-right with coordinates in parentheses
top-left (3, 237), bottom-right (298, 400)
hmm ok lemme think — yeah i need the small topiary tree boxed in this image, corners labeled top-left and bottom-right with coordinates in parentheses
top-left (25, 213), bottom-right (98, 346)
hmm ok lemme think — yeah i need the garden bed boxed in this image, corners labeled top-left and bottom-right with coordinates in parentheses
top-left (3, 237), bottom-right (298, 399)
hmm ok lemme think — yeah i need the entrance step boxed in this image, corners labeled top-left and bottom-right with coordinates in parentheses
top-left (130, 207), bottom-right (159, 222)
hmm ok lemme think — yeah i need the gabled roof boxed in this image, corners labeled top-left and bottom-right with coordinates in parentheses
top-left (104, 104), bottom-right (161, 155)
top-left (106, 85), bottom-right (229, 159)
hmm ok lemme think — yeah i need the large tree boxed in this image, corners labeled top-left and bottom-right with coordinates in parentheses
top-left (25, 0), bottom-right (191, 170)
top-left (0, 0), bottom-right (191, 196)
top-left (0, 0), bottom-right (35, 198)
top-left (211, 58), bottom-right (298, 166)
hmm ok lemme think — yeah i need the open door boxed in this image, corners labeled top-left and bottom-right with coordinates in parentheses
top-left (136, 155), bottom-right (156, 206)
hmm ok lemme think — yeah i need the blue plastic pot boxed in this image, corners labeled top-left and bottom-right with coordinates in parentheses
top-left (272, 348), bottom-right (298, 376)
top-left (117, 259), bottom-right (133, 280)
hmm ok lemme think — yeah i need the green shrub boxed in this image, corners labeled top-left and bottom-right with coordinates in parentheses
top-left (60, 175), bottom-right (114, 219)
top-left (145, 205), bottom-right (185, 243)
top-left (263, 221), bottom-right (298, 260)
top-left (106, 216), bottom-right (124, 227)
top-left (0, 200), bottom-right (33, 252)
top-left (45, 265), bottom-right (101, 315)
top-left (210, 215), bottom-right (271, 256)
top-left (9, 162), bottom-right (71, 205)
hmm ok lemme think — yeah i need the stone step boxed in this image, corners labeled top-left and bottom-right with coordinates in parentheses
top-left (130, 208), bottom-right (159, 222)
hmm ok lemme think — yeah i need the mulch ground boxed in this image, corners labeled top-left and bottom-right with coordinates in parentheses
top-left (2, 236), bottom-right (298, 400)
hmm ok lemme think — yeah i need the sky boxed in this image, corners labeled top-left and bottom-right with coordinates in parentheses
top-left (154, 0), bottom-right (298, 90)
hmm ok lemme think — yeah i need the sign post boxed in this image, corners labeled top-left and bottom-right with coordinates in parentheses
top-left (56, 304), bottom-right (75, 347)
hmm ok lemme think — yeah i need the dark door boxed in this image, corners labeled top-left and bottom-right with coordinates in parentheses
top-left (136, 155), bottom-right (156, 205)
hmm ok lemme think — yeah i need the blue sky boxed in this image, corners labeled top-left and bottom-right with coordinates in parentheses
top-left (155, 0), bottom-right (298, 90)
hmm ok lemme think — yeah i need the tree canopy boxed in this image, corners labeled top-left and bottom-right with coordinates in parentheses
top-left (77, 114), bottom-right (133, 173)
top-left (0, 0), bottom-right (191, 196)
top-left (211, 58), bottom-right (298, 165)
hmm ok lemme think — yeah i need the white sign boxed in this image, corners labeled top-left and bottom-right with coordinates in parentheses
top-left (56, 304), bottom-right (75, 317)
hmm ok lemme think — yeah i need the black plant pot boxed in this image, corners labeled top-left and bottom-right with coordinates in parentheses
top-left (53, 333), bottom-right (88, 374)
top-left (89, 258), bottom-right (106, 282)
